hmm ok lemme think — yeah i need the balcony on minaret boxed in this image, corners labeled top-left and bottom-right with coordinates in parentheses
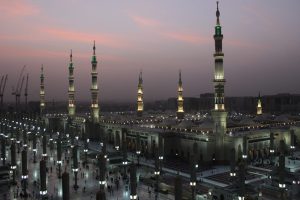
top-left (215, 104), bottom-right (224, 111)
top-left (91, 104), bottom-right (98, 108)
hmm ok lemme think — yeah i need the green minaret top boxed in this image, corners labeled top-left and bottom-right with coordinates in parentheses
top-left (215, 1), bottom-right (222, 36)
top-left (92, 40), bottom-right (97, 63)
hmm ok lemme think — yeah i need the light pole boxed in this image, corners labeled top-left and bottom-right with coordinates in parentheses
top-left (154, 148), bottom-right (160, 200)
top-left (10, 140), bottom-right (17, 185)
top-left (190, 155), bottom-right (197, 200)
top-left (136, 133), bottom-right (141, 166)
top-left (72, 145), bottom-right (79, 190)
top-left (130, 162), bottom-right (137, 200)
top-left (57, 132), bottom-right (62, 178)
top-left (40, 159), bottom-right (47, 199)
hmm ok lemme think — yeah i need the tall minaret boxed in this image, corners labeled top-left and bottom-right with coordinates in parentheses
top-left (40, 65), bottom-right (45, 115)
top-left (177, 70), bottom-right (184, 119)
top-left (68, 50), bottom-right (76, 118)
top-left (90, 41), bottom-right (99, 123)
top-left (137, 71), bottom-right (143, 117)
top-left (211, 1), bottom-right (227, 161)
top-left (257, 92), bottom-right (262, 115)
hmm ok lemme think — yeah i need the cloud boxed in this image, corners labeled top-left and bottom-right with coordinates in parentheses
top-left (0, 45), bottom-right (124, 63)
top-left (129, 14), bottom-right (209, 45)
top-left (0, 1), bottom-right (39, 17)
top-left (129, 15), bottom-right (161, 28)
top-left (42, 28), bottom-right (128, 49)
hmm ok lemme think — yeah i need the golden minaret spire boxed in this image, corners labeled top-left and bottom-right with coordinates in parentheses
top-left (257, 92), bottom-right (262, 115)
top-left (177, 70), bottom-right (184, 119)
top-left (137, 70), bottom-right (143, 117)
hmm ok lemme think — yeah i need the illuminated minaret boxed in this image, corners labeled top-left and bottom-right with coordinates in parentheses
top-left (177, 70), bottom-right (184, 119)
top-left (257, 92), bottom-right (262, 115)
top-left (137, 71), bottom-right (143, 117)
top-left (213, 1), bottom-right (225, 111)
top-left (90, 41), bottom-right (99, 123)
top-left (68, 50), bottom-right (76, 118)
top-left (40, 65), bottom-right (45, 115)
top-left (211, 1), bottom-right (227, 161)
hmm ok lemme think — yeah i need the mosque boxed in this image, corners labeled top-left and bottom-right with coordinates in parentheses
top-left (38, 2), bottom-right (300, 199)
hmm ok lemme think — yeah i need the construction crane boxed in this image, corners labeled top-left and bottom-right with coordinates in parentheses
top-left (24, 73), bottom-right (29, 107)
top-left (12, 65), bottom-right (26, 110)
top-left (0, 74), bottom-right (8, 108)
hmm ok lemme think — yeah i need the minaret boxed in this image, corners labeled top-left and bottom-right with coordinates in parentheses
top-left (257, 92), bottom-right (262, 115)
top-left (177, 70), bottom-right (184, 119)
top-left (211, 1), bottom-right (227, 162)
top-left (213, 1), bottom-right (225, 111)
top-left (90, 41), bottom-right (100, 123)
top-left (68, 50), bottom-right (75, 118)
top-left (40, 65), bottom-right (45, 115)
top-left (137, 71), bottom-right (143, 117)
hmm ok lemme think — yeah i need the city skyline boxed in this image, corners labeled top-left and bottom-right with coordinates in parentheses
top-left (1, 0), bottom-right (300, 102)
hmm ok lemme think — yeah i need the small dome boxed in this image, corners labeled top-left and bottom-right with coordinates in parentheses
top-left (275, 115), bottom-right (290, 122)
top-left (239, 118), bottom-right (259, 126)
top-left (160, 118), bottom-right (177, 126)
top-left (177, 120), bottom-right (194, 129)
top-left (254, 113), bottom-right (272, 121)
top-left (199, 118), bottom-right (214, 129)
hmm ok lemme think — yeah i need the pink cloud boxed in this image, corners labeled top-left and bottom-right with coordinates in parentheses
top-left (42, 28), bottom-right (128, 49)
top-left (0, 45), bottom-right (123, 63)
top-left (129, 15), bottom-right (161, 28)
top-left (0, 1), bottom-right (39, 17)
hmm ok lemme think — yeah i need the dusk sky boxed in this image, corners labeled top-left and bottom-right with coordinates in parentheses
top-left (1, 0), bottom-right (300, 103)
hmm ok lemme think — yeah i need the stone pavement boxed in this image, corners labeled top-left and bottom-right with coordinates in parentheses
top-left (4, 140), bottom-right (175, 200)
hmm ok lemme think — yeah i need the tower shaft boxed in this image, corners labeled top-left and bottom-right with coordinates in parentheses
top-left (213, 11), bottom-right (225, 111)
top-left (257, 93), bottom-right (262, 115)
top-left (137, 71), bottom-right (143, 117)
top-left (40, 66), bottom-right (45, 115)
top-left (211, 1), bottom-right (227, 162)
top-left (177, 70), bottom-right (184, 119)
top-left (68, 51), bottom-right (75, 117)
top-left (91, 41), bottom-right (99, 123)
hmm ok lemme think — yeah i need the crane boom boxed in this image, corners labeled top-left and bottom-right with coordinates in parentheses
top-left (24, 74), bottom-right (29, 105)
top-left (0, 76), bottom-right (4, 93)
top-left (0, 75), bottom-right (8, 107)
top-left (25, 74), bottom-right (28, 95)
top-left (19, 76), bottom-right (25, 95)
top-left (2, 75), bottom-right (7, 94)
top-left (15, 65), bottom-right (26, 94)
